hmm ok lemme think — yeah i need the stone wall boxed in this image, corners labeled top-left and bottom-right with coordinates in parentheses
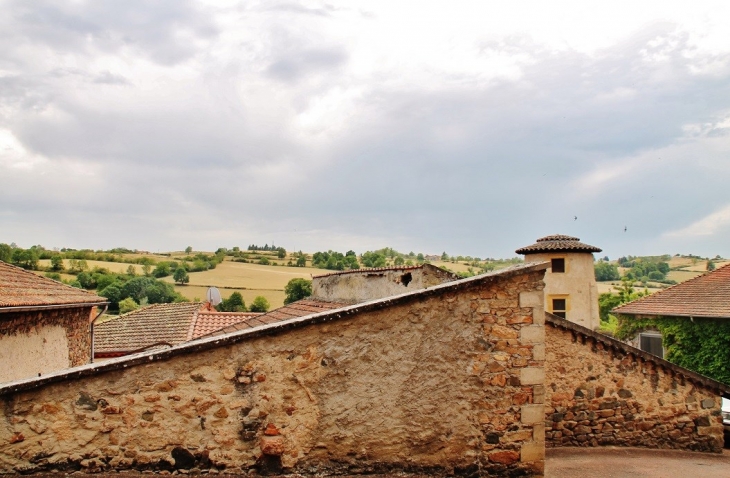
top-left (311, 264), bottom-right (456, 303)
top-left (0, 307), bottom-right (93, 383)
top-left (545, 322), bottom-right (725, 452)
top-left (0, 267), bottom-right (546, 476)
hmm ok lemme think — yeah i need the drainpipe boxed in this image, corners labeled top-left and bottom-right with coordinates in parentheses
top-left (90, 304), bottom-right (109, 363)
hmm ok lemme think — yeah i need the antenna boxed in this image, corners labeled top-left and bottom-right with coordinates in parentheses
top-left (206, 287), bottom-right (222, 306)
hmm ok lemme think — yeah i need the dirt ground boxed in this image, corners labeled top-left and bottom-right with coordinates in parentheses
top-left (546, 446), bottom-right (730, 477)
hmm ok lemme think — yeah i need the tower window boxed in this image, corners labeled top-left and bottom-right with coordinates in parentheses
top-left (552, 298), bottom-right (567, 318)
top-left (551, 258), bottom-right (565, 273)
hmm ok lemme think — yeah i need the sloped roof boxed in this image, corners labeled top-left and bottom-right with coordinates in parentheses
top-left (613, 263), bottom-right (730, 319)
top-left (0, 261), bottom-right (106, 311)
top-left (515, 234), bottom-right (602, 254)
top-left (546, 312), bottom-right (730, 396)
top-left (312, 263), bottom-right (459, 280)
top-left (94, 303), bottom-right (262, 355)
top-left (191, 311), bottom-right (262, 339)
top-left (205, 299), bottom-right (349, 337)
top-left (95, 303), bottom-right (203, 355)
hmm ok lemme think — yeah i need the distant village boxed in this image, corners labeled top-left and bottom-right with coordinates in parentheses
top-left (0, 234), bottom-right (728, 476)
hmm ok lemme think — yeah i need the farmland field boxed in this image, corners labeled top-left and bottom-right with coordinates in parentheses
top-left (38, 259), bottom-right (146, 274)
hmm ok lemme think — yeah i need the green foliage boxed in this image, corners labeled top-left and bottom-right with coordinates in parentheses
top-left (217, 292), bottom-right (246, 312)
top-left (152, 262), bottom-right (172, 278)
top-left (284, 278), bottom-right (312, 305)
top-left (0, 243), bottom-right (12, 262)
top-left (68, 259), bottom-right (89, 274)
top-left (598, 292), bottom-right (623, 323)
top-left (11, 248), bottom-right (39, 270)
top-left (441, 251), bottom-right (449, 261)
top-left (707, 260), bottom-right (716, 271)
top-left (44, 272), bottom-right (62, 282)
top-left (120, 276), bottom-right (182, 305)
top-left (594, 261), bottom-right (620, 281)
top-left (118, 297), bottom-right (139, 315)
top-left (621, 258), bottom-right (670, 282)
top-left (99, 284), bottom-right (123, 304)
top-left (615, 316), bottom-right (730, 386)
top-left (249, 296), bottom-right (270, 313)
top-left (126, 265), bottom-right (136, 276)
top-left (394, 256), bottom-right (405, 266)
top-left (416, 253), bottom-right (425, 263)
top-left (277, 248), bottom-right (286, 259)
top-left (361, 251), bottom-right (386, 268)
top-left (185, 246), bottom-right (193, 254)
top-left (50, 255), bottom-right (65, 271)
top-left (312, 250), bottom-right (359, 270)
top-left (173, 267), bottom-right (189, 285)
top-left (598, 315), bottom-right (619, 335)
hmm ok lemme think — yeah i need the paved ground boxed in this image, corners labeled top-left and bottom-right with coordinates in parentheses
top-left (546, 447), bottom-right (730, 478)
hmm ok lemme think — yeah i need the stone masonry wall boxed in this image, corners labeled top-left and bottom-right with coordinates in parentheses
top-left (545, 324), bottom-right (724, 452)
top-left (0, 269), bottom-right (546, 476)
top-left (0, 307), bottom-right (92, 383)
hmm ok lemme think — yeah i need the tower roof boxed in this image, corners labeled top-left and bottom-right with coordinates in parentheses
top-left (515, 234), bottom-right (602, 255)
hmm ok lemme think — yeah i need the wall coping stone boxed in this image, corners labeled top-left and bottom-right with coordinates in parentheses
top-left (0, 262), bottom-right (549, 397)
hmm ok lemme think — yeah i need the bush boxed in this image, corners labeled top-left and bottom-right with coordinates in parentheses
top-left (284, 278), bottom-right (312, 305)
top-left (249, 296), bottom-right (270, 313)
top-left (118, 297), bottom-right (139, 315)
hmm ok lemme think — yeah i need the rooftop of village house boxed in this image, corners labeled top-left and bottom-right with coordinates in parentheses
top-left (0, 260), bottom-right (107, 311)
top-left (515, 234), bottom-right (602, 255)
top-left (613, 262), bottom-right (730, 319)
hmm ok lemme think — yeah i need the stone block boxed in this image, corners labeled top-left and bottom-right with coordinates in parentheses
top-left (520, 367), bottom-right (544, 386)
top-left (532, 343), bottom-right (545, 361)
top-left (700, 398), bottom-right (715, 409)
top-left (533, 385), bottom-right (545, 404)
top-left (521, 404), bottom-right (545, 424)
top-left (533, 306), bottom-right (545, 325)
top-left (520, 326), bottom-right (544, 344)
top-left (519, 291), bottom-right (543, 308)
top-left (520, 441), bottom-right (545, 462)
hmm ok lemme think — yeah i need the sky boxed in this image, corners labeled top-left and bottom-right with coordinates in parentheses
top-left (1, 1), bottom-right (730, 259)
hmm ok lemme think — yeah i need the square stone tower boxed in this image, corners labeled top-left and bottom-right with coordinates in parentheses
top-left (516, 234), bottom-right (601, 330)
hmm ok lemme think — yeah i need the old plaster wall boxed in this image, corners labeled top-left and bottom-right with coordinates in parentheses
top-left (544, 324), bottom-right (724, 452)
top-left (0, 270), bottom-right (546, 477)
top-left (0, 308), bottom-right (92, 384)
top-left (311, 265), bottom-right (455, 303)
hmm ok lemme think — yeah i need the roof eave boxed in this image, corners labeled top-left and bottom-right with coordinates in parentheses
top-left (0, 301), bottom-right (109, 314)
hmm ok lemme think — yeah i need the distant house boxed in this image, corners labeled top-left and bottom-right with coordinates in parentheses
top-left (516, 234), bottom-right (602, 330)
top-left (613, 263), bottom-right (730, 384)
top-left (93, 302), bottom-right (261, 359)
top-left (0, 261), bottom-right (107, 383)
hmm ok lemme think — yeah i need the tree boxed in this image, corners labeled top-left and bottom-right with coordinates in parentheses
top-left (217, 292), bottom-right (246, 312)
top-left (173, 267), bottom-right (190, 285)
top-left (142, 264), bottom-right (152, 276)
top-left (249, 296), bottom-right (270, 312)
top-left (394, 256), bottom-right (405, 266)
top-left (126, 265), bottom-right (137, 276)
top-left (594, 262), bottom-right (620, 281)
top-left (153, 262), bottom-right (171, 278)
top-left (296, 252), bottom-right (307, 267)
top-left (361, 251), bottom-right (386, 268)
top-left (118, 297), bottom-right (139, 315)
top-left (707, 260), bottom-right (716, 271)
top-left (284, 278), bottom-right (312, 305)
top-left (185, 246), bottom-right (193, 254)
top-left (12, 248), bottom-right (39, 270)
top-left (50, 255), bottom-right (65, 271)
top-left (99, 284), bottom-right (123, 305)
top-left (277, 248), bottom-right (286, 259)
top-left (441, 251), bottom-right (449, 261)
top-left (0, 243), bottom-right (12, 262)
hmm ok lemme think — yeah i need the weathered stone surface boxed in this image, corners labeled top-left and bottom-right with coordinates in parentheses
top-left (545, 323), bottom-right (724, 453)
top-left (0, 269), bottom-right (547, 476)
top-left (520, 325), bottom-right (543, 344)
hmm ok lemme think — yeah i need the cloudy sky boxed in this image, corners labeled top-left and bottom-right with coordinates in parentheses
top-left (1, 1), bottom-right (730, 259)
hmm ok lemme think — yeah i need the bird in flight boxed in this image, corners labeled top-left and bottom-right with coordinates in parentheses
top-left (574, 216), bottom-right (577, 221)
top-left (624, 226), bottom-right (627, 232)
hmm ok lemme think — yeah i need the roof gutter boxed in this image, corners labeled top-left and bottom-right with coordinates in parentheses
top-left (89, 304), bottom-right (109, 363)
top-left (0, 302), bottom-right (109, 314)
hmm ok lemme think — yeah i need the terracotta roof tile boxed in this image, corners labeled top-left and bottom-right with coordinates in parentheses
top-left (515, 234), bottom-right (602, 254)
top-left (94, 303), bottom-right (262, 354)
top-left (0, 261), bottom-right (106, 310)
top-left (190, 311), bottom-right (263, 339)
top-left (613, 263), bottom-right (730, 319)
top-left (205, 298), bottom-right (349, 337)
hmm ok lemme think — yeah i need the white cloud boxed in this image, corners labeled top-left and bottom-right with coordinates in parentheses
top-left (664, 204), bottom-right (730, 237)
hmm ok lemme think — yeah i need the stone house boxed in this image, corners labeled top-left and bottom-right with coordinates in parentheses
top-left (516, 234), bottom-right (601, 330)
top-left (611, 263), bottom-right (730, 381)
top-left (0, 261), bottom-right (107, 384)
top-left (94, 302), bottom-right (262, 359)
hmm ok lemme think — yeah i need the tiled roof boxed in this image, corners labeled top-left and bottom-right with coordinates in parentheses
top-left (94, 303), bottom-right (202, 355)
top-left (0, 261), bottom-right (106, 310)
top-left (205, 299), bottom-right (349, 337)
top-left (94, 303), bottom-right (265, 355)
top-left (515, 234), bottom-right (602, 254)
top-left (190, 311), bottom-right (262, 339)
top-left (546, 312), bottom-right (730, 396)
top-left (613, 263), bottom-right (730, 319)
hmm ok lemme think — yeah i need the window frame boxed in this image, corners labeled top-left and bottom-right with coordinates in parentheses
top-left (549, 295), bottom-right (569, 319)
top-left (551, 257), bottom-right (566, 273)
